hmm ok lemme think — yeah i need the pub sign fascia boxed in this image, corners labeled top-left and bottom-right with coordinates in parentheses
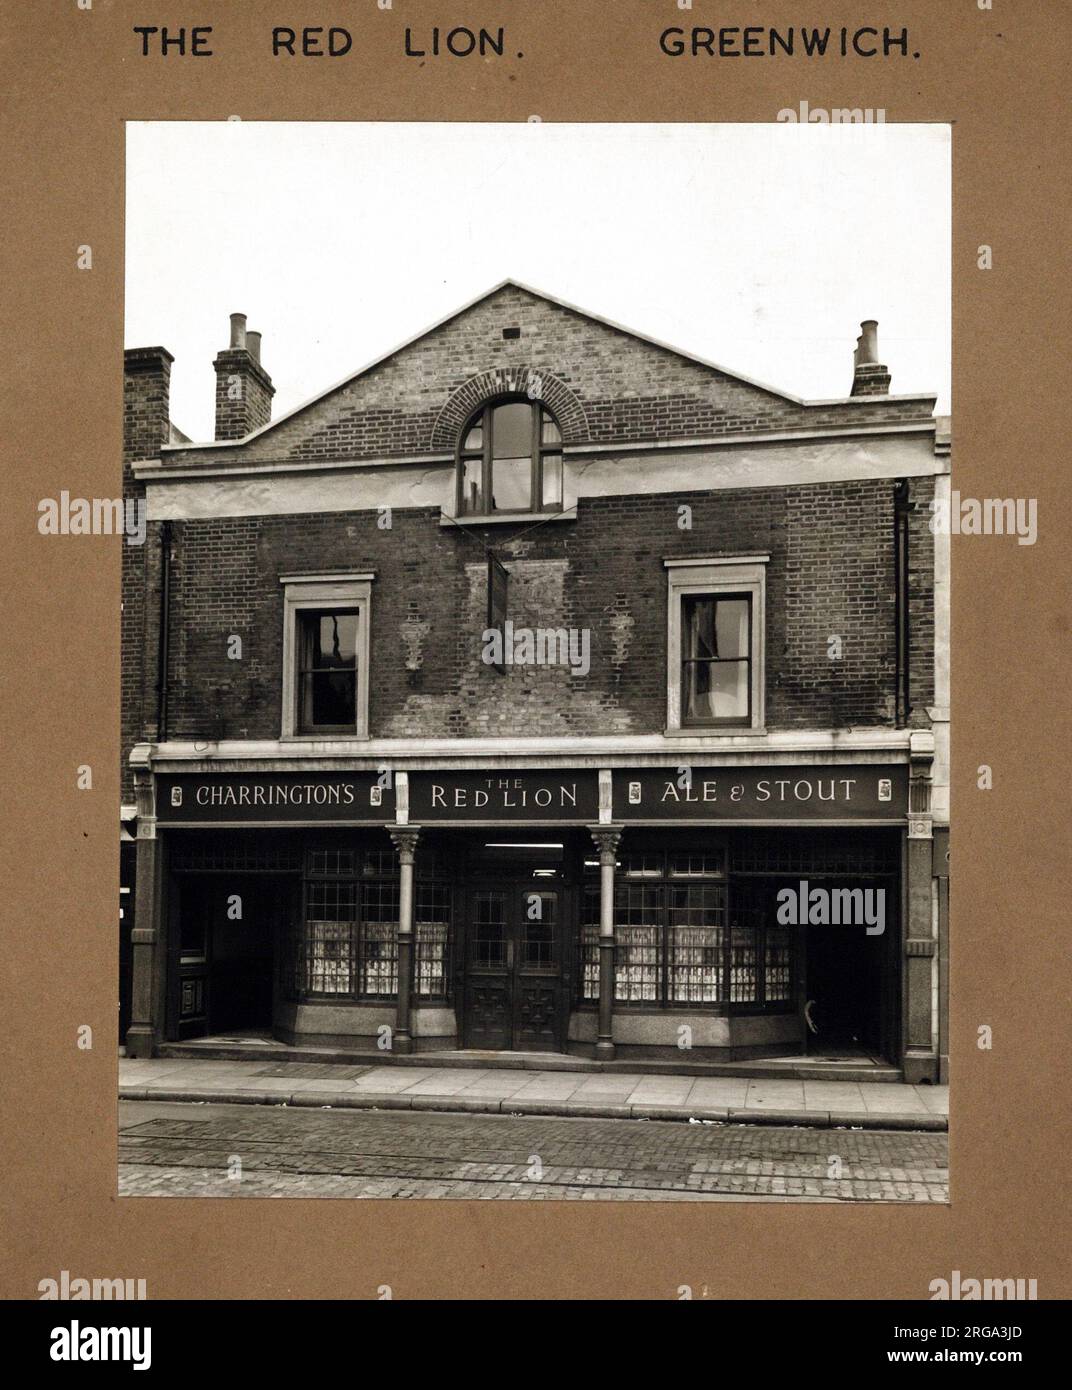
top-left (612, 765), bottom-right (909, 821)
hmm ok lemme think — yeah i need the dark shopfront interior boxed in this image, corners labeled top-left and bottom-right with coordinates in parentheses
top-left (160, 825), bottom-right (902, 1063)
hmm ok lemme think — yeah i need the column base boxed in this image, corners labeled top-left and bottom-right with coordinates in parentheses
top-left (902, 1052), bottom-right (939, 1085)
top-left (594, 1039), bottom-right (616, 1061)
top-left (125, 1025), bottom-right (155, 1059)
top-left (392, 1032), bottom-right (413, 1056)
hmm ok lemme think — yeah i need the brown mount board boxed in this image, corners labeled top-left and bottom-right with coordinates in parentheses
top-left (0, 0), bottom-right (1069, 1301)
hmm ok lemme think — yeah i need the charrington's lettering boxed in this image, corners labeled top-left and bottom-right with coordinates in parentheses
top-left (156, 772), bottom-right (392, 823)
top-left (195, 782), bottom-right (357, 807)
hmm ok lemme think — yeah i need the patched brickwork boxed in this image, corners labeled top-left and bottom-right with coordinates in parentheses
top-left (155, 477), bottom-right (933, 743)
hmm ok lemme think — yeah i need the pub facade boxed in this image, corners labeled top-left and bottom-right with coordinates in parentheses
top-left (121, 282), bottom-right (950, 1081)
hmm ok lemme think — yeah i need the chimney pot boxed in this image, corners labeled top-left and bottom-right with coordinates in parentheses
top-left (246, 330), bottom-right (262, 364)
top-left (850, 318), bottom-right (891, 397)
top-left (229, 313), bottom-right (247, 350)
top-left (859, 319), bottom-right (879, 364)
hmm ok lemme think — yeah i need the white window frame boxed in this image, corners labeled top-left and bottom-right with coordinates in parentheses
top-left (280, 573), bottom-right (374, 740)
top-left (664, 556), bottom-right (768, 734)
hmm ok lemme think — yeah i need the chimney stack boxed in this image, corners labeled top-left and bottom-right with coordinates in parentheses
top-left (124, 347), bottom-right (174, 463)
top-left (850, 319), bottom-right (892, 396)
top-left (214, 312), bottom-right (274, 439)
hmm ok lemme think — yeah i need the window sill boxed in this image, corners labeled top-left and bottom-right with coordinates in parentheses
top-left (663, 726), bottom-right (768, 738)
top-left (440, 506), bottom-right (578, 528)
top-left (280, 732), bottom-right (369, 742)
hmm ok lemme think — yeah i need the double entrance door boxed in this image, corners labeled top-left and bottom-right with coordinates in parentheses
top-left (462, 884), bottom-right (564, 1052)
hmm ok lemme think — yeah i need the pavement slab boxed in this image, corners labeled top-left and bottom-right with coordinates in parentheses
top-left (118, 1058), bottom-right (947, 1130)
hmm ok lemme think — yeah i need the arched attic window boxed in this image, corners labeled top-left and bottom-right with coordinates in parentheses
top-left (456, 397), bottom-right (563, 517)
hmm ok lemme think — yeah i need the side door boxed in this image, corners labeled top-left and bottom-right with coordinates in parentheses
top-left (168, 876), bottom-right (212, 1040)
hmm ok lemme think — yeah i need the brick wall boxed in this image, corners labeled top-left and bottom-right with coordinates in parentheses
top-left (124, 286), bottom-right (939, 765)
top-left (159, 476), bottom-right (935, 742)
top-left (122, 348), bottom-right (172, 798)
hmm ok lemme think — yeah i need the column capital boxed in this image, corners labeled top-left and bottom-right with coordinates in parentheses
top-left (389, 825), bottom-right (422, 864)
top-left (588, 824), bottom-right (622, 862)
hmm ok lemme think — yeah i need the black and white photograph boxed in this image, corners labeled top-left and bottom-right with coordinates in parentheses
top-left (117, 120), bottom-right (951, 1204)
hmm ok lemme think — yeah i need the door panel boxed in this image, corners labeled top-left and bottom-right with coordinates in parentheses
top-left (465, 891), bottom-right (512, 1049)
top-left (514, 890), bottom-right (560, 1050)
top-left (170, 878), bottom-right (212, 1040)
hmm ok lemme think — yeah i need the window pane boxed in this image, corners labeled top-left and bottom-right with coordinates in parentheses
top-left (614, 884), bottom-right (662, 1002)
top-left (623, 853), bottom-right (662, 877)
top-left (683, 658), bottom-right (749, 722)
top-left (360, 881), bottom-right (399, 997)
top-left (730, 923), bottom-right (757, 1003)
top-left (683, 596), bottom-right (716, 660)
top-left (305, 880), bottom-right (357, 995)
top-left (669, 883), bottom-right (725, 1003)
top-left (492, 401), bottom-right (532, 459)
top-left (302, 669), bottom-right (356, 728)
top-left (474, 893), bottom-right (506, 967)
top-left (416, 884), bottom-right (451, 998)
top-left (180, 908), bottom-right (207, 962)
top-left (764, 926), bottom-right (792, 1004)
top-left (715, 598), bottom-right (749, 658)
top-left (523, 892), bottom-right (556, 967)
top-left (541, 412), bottom-right (562, 445)
top-left (579, 886), bottom-right (600, 1000)
top-left (682, 596), bottom-right (749, 660)
top-left (299, 610), bottom-right (358, 729)
top-left (459, 453), bottom-right (483, 514)
top-left (491, 455), bottom-right (531, 512)
top-left (669, 852), bottom-right (726, 878)
top-left (541, 452), bottom-right (563, 508)
top-left (463, 422), bottom-right (482, 452)
top-left (306, 611), bottom-right (357, 666)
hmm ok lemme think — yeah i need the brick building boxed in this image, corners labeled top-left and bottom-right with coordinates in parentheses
top-left (121, 282), bottom-right (950, 1082)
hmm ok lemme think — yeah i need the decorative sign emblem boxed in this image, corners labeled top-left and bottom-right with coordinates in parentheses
top-left (878, 778), bottom-right (892, 802)
top-left (170, 786), bottom-right (183, 807)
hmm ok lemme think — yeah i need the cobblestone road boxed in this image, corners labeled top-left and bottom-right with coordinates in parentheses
top-left (119, 1101), bottom-right (948, 1202)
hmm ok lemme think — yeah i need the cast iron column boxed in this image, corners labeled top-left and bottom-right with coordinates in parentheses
top-left (903, 753), bottom-right (937, 1084)
top-left (589, 826), bottom-right (622, 1061)
top-left (389, 826), bottom-right (421, 1056)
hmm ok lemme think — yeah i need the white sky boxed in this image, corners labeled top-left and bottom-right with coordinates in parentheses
top-left (126, 122), bottom-right (951, 442)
